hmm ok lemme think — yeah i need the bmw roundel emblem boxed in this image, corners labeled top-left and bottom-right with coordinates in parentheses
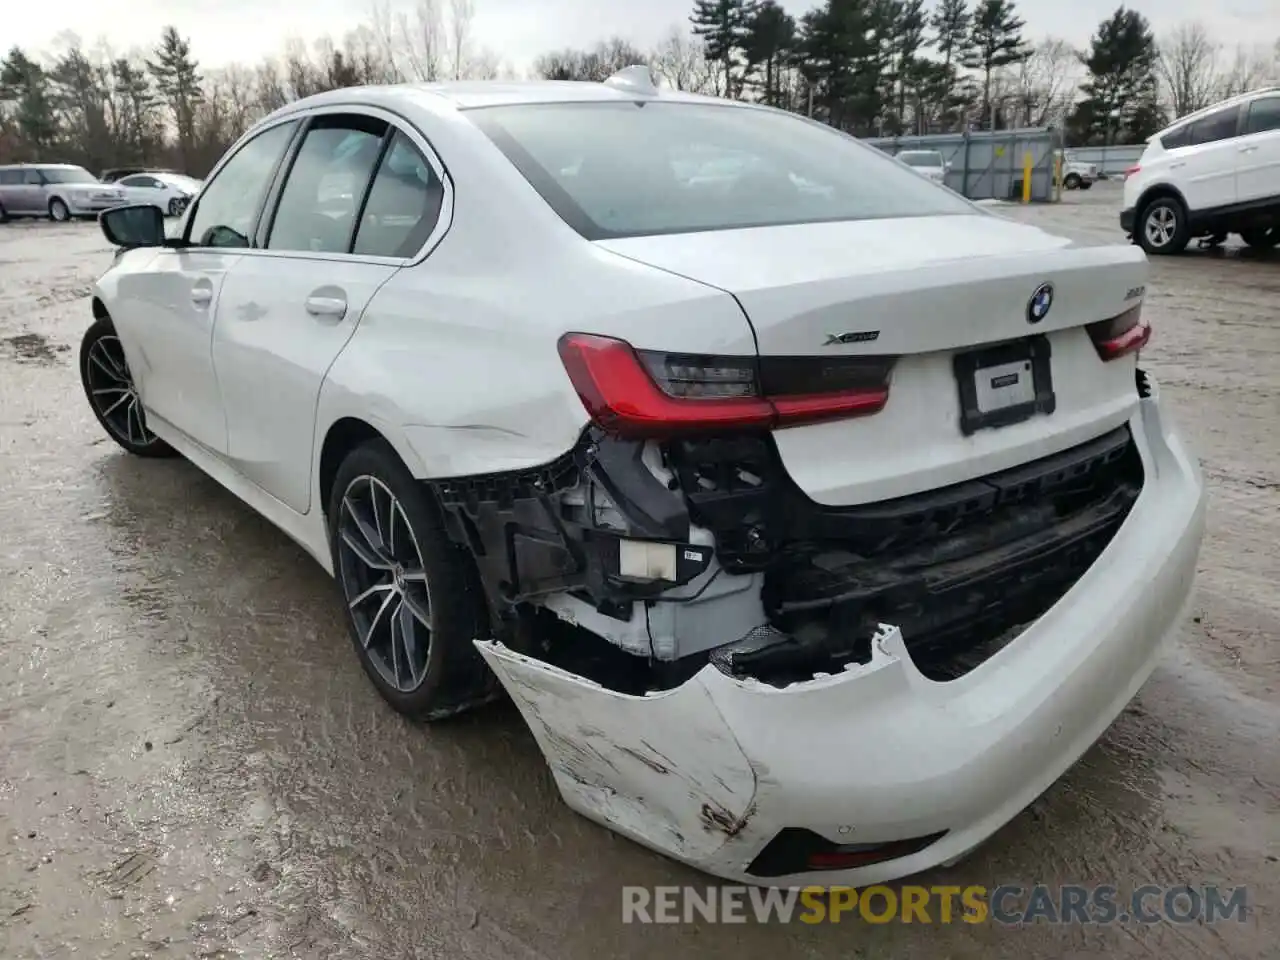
top-left (1027, 282), bottom-right (1054, 324)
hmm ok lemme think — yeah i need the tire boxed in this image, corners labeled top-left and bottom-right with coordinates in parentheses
top-left (167, 198), bottom-right (180, 216)
top-left (48, 197), bottom-right (70, 222)
top-left (1136, 196), bottom-right (1190, 256)
top-left (1080, 181), bottom-right (1093, 190)
top-left (1064, 174), bottom-right (1081, 190)
top-left (1240, 227), bottom-right (1280, 249)
top-left (328, 439), bottom-right (497, 721)
top-left (79, 317), bottom-right (177, 457)
top-left (0, 201), bottom-right (8, 224)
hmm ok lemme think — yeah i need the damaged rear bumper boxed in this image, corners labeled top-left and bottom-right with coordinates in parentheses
top-left (475, 381), bottom-right (1206, 886)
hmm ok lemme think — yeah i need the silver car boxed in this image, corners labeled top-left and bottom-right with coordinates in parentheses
top-left (0, 163), bottom-right (127, 222)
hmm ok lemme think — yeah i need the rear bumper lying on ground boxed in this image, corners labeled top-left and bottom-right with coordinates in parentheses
top-left (476, 377), bottom-right (1206, 886)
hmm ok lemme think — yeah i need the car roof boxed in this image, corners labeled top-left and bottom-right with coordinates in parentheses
top-left (0, 162), bottom-right (83, 169)
top-left (1158, 86), bottom-right (1280, 135)
top-left (265, 74), bottom-right (752, 123)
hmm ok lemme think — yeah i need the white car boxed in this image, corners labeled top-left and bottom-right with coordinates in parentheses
top-left (895, 149), bottom-right (948, 185)
top-left (1122, 86), bottom-right (1280, 254)
top-left (81, 67), bottom-right (1205, 888)
top-left (115, 171), bottom-right (203, 217)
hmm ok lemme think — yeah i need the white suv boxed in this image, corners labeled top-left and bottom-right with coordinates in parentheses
top-left (1121, 87), bottom-right (1280, 254)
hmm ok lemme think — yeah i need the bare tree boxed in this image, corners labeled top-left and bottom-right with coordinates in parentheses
top-left (535, 37), bottom-right (648, 83)
top-left (1158, 22), bottom-right (1221, 118)
top-left (368, 0), bottom-right (407, 81)
top-left (463, 46), bottom-right (504, 80)
top-left (651, 27), bottom-right (716, 93)
top-left (448, 0), bottom-right (474, 80)
top-left (219, 63), bottom-right (260, 136)
top-left (1002, 37), bottom-right (1080, 128)
top-left (1216, 43), bottom-right (1274, 99)
top-left (343, 25), bottom-right (397, 84)
top-left (254, 57), bottom-right (289, 114)
top-left (398, 0), bottom-right (447, 81)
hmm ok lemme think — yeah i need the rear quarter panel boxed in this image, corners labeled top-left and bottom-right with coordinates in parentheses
top-left (311, 101), bottom-right (756, 481)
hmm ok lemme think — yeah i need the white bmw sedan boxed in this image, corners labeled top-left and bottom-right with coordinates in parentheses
top-left (82, 67), bottom-right (1206, 888)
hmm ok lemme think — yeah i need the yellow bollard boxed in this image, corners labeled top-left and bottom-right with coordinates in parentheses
top-left (1022, 152), bottom-right (1033, 204)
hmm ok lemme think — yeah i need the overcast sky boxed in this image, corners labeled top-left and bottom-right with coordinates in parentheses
top-left (8, 0), bottom-right (1279, 71)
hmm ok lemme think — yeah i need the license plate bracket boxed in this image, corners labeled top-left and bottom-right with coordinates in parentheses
top-left (954, 335), bottom-right (1055, 436)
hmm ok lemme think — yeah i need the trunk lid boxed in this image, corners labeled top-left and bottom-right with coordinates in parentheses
top-left (597, 214), bottom-right (1149, 506)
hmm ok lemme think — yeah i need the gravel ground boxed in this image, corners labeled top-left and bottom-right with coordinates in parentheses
top-left (1, 184), bottom-right (1276, 958)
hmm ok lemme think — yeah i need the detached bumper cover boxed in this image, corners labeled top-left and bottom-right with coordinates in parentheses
top-left (477, 382), bottom-right (1206, 886)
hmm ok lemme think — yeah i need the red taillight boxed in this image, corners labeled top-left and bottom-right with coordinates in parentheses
top-left (1087, 304), bottom-right (1151, 361)
top-left (1123, 165), bottom-right (1141, 179)
top-left (556, 333), bottom-right (893, 439)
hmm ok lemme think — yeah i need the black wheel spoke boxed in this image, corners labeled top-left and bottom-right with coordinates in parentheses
top-left (340, 497), bottom-right (393, 569)
top-left (400, 585), bottom-right (431, 626)
top-left (362, 588), bottom-right (398, 650)
top-left (396, 599), bottom-right (421, 687)
top-left (336, 474), bottom-right (435, 693)
top-left (85, 334), bottom-right (157, 448)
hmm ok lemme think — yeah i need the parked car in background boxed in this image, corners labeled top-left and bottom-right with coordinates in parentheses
top-left (101, 166), bottom-right (179, 183)
top-left (116, 171), bottom-right (203, 216)
top-left (80, 68), bottom-right (1205, 888)
top-left (1121, 86), bottom-right (1280, 254)
top-left (0, 163), bottom-right (127, 222)
top-left (1058, 152), bottom-right (1098, 190)
top-left (895, 149), bottom-right (949, 184)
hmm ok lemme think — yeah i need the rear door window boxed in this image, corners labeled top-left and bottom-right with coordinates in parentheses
top-left (1158, 126), bottom-right (1190, 150)
top-left (351, 132), bottom-right (446, 258)
top-left (1186, 107), bottom-right (1240, 146)
top-left (265, 114), bottom-right (388, 254)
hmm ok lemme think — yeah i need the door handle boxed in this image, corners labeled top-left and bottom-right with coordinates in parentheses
top-left (191, 286), bottom-right (213, 307)
top-left (1238, 145), bottom-right (1257, 153)
top-left (1169, 161), bottom-right (1186, 169)
top-left (305, 294), bottom-right (347, 319)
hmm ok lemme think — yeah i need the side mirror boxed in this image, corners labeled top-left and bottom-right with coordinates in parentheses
top-left (100, 204), bottom-right (166, 249)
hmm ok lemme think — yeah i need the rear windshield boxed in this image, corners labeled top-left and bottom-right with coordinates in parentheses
top-left (897, 151), bottom-right (943, 167)
top-left (468, 102), bottom-right (972, 240)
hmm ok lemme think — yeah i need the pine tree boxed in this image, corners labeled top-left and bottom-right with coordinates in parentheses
top-left (50, 44), bottom-right (112, 170)
top-left (742, 0), bottom-right (796, 106)
top-left (690, 0), bottom-right (754, 98)
top-left (0, 47), bottom-right (59, 158)
top-left (962, 0), bottom-right (1028, 129)
top-left (888, 0), bottom-right (928, 134)
top-left (1068, 7), bottom-right (1163, 145)
top-left (931, 0), bottom-right (972, 70)
top-left (110, 59), bottom-right (162, 162)
top-left (795, 0), bottom-right (885, 134)
top-left (147, 27), bottom-right (203, 169)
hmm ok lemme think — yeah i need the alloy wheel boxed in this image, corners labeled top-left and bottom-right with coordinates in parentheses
top-left (336, 475), bottom-right (434, 692)
top-left (49, 199), bottom-right (70, 222)
top-left (84, 334), bottom-right (160, 448)
top-left (1144, 205), bottom-right (1176, 248)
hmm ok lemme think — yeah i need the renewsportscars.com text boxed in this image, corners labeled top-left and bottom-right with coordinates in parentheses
top-left (622, 884), bottom-right (1249, 925)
